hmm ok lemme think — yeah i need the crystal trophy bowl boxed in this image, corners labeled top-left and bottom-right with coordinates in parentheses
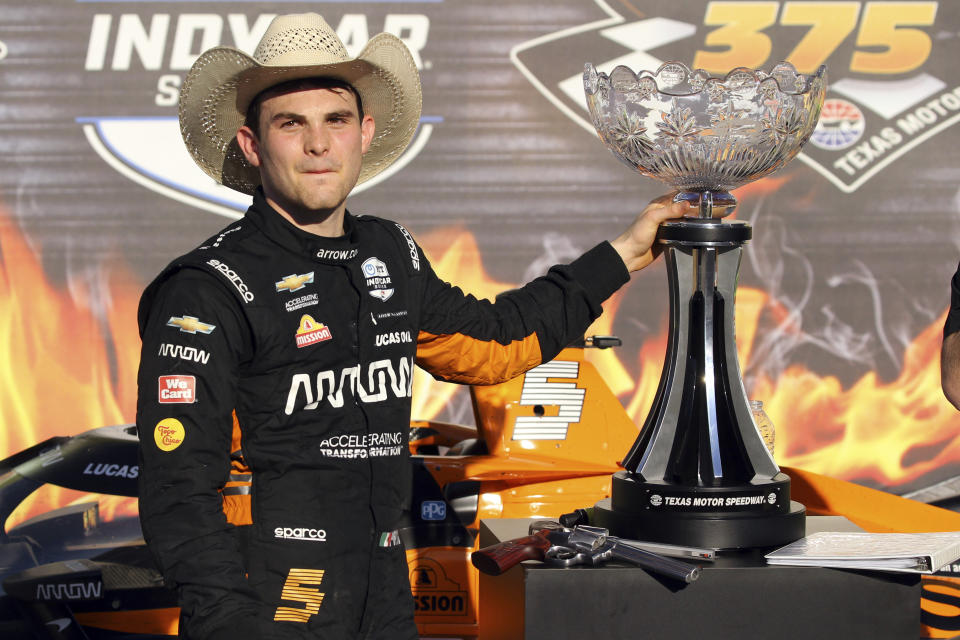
top-left (583, 61), bottom-right (826, 212)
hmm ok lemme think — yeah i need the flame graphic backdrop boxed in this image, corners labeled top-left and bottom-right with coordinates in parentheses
top-left (2, 0), bottom-right (960, 520)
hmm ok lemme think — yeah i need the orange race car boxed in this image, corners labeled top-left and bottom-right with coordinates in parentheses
top-left (2, 339), bottom-right (960, 639)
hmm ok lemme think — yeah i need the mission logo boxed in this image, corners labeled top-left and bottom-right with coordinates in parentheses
top-left (511, 0), bottom-right (957, 194)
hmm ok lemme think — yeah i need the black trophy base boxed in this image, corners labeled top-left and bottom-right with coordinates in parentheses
top-left (593, 497), bottom-right (806, 549)
top-left (593, 471), bottom-right (806, 549)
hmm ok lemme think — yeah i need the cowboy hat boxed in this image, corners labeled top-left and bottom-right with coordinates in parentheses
top-left (179, 13), bottom-right (422, 195)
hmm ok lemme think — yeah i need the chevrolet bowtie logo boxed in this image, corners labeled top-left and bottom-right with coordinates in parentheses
top-left (276, 272), bottom-right (315, 293)
top-left (167, 316), bottom-right (216, 334)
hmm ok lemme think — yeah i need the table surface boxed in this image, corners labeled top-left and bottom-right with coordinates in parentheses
top-left (477, 516), bottom-right (921, 640)
top-left (479, 514), bottom-right (865, 567)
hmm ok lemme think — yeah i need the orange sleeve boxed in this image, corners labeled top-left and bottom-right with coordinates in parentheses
top-left (416, 330), bottom-right (542, 385)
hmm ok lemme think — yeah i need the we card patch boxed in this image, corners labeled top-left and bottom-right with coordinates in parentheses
top-left (158, 375), bottom-right (196, 403)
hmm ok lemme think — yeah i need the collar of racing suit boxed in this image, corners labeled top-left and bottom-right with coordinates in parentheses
top-left (244, 188), bottom-right (362, 266)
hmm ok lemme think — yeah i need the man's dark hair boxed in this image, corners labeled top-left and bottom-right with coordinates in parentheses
top-left (244, 77), bottom-right (364, 137)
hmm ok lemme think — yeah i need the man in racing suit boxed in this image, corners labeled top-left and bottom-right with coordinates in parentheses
top-left (136, 13), bottom-right (694, 640)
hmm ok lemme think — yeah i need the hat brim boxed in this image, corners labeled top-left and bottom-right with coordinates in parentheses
top-left (179, 32), bottom-right (422, 195)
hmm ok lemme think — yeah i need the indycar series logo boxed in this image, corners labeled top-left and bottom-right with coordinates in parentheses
top-left (79, 12), bottom-right (437, 218)
top-left (363, 257), bottom-right (395, 302)
top-left (511, 0), bottom-right (954, 193)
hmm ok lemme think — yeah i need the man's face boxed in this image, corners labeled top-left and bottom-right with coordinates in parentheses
top-left (237, 86), bottom-right (374, 220)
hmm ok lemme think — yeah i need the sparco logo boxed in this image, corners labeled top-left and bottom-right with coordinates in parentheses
top-left (206, 259), bottom-right (254, 302)
top-left (395, 223), bottom-right (420, 271)
top-left (285, 357), bottom-right (413, 415)
top-left (36, 582), bottom-right (103, 601)
top-left (274, 527), bottom-right (328, 542)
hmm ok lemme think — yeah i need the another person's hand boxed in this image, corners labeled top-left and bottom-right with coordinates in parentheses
top-left (609, 193), bottom-right (695, 272)
top-left (942, 331), bottom-right (960, 410)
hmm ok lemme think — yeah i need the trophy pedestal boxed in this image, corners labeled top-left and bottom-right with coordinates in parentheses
top-left (593, 473), bottom-right (806, 549)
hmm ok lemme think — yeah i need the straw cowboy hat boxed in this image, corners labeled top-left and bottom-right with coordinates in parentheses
top-left (179, 13), bottom-right (422, 195)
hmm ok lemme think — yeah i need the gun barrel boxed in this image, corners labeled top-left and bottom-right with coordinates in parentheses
top-left (609, 541), bottom-right (702, 583)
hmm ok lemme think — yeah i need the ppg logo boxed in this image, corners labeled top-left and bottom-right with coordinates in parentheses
top-left (421, 501), bottom-right (446, 521)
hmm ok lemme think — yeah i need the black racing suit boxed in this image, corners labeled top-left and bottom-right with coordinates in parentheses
top-left (136, 189), bottom-right (628, 639)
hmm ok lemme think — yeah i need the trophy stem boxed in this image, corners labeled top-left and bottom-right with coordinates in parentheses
top-left (700, 191), bottom-right (715, 219)
top-left (673, 190), bottom-right (738, 219)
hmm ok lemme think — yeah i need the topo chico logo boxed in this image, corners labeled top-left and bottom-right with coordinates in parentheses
top-left (80, 12), bottom-right (438, 219)
top-left (154, 417), bottom-right (186, 452)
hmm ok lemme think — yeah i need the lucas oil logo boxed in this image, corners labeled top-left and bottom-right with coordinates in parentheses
top-left (295, 315), bottom-right (332, 348)
top-left (80, 12), bottom-right (435, 220)
top-left (83, 462), bottom-right (139, 479)
top-left (363, 257), bottom-right (394, 302)
top-left (511, 0), bottom-right (955, 193)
